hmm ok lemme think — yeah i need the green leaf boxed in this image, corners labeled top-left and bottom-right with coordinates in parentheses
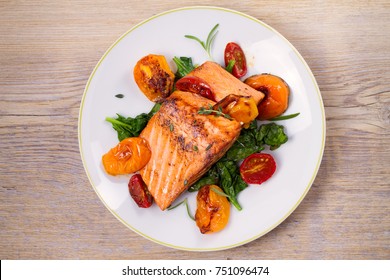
top-left (226, 129), bottom-right (263, 161)
top-left (233, 174), bottom-right (247, 195)
top-left (216, 161), bottom-right (243, 211)
top-left (184, 24), bottom-right (219, 60)
top-left (217, 162), bottom-right (233, 190)
top-left (167, 198), bottom-right (195, 221)
top-left (149, 102), bottom-right (161, 115)
top-left (261, 123), bottom-right (288, 150)
top-left (205, 24), bottom-right (219, 57)
top-left (255, 123), bottom-right (270, 143)
top-left (222, 161), bottom-right (248, 197)
top-left (269, 112), bottom-right (300, 121)
top-left (184, 35), bottom-right (205, 49)
top-left (106, 103), bottom-right (161, 141)
top-left (225, 59), bottom-right (235, 73)
top-left (254, 122), bottom-right (288, 150)
top-left (188, 166), bottom-right (219, 192)
top-left (226, 146), bottom-right (260, 161)
top-left (210, 186), bottom-right (230, 198)
top-left (173, 56), bottom-right (195, 79)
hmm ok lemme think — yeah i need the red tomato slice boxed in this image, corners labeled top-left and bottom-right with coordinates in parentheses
top-left (224, 42), bottom-right (247, 78)
top-left (175, 76), bottom-right (215, 101)
top-left (128, 174), bottom-right (153, 208)
top-left (240, 153), bottom-right (276, 185)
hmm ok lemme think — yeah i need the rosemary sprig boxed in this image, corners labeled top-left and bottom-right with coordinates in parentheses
top-left (198, 105), bottom-right (233, 120)
top-left (185, 24), bottom-right (219, 60)
top-left (167, 198), bottom-right (195, 221)
top-left (269, 112), bottom-right (300, 121)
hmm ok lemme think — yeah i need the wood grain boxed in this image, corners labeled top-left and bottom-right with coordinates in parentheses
top-left (0, 0), bottom-right (389, 259)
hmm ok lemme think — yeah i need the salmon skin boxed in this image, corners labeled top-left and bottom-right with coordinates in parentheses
top-left (140, 91), bottom-right (241, 210)
top-left (188, 61), bottom-right (265, 104)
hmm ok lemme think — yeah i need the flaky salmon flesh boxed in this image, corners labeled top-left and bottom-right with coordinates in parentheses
top-left (188, 61), bottom-right (265, 104)
top-left (140, 91), bottom-right (241, 210)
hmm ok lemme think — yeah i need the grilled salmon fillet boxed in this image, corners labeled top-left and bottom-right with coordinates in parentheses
top-left (140, 90), bottom-right (241, 210)
top-left (188, 61), bottom-right (265, 104)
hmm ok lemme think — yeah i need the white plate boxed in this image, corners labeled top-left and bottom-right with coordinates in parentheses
top-left (78, 6), bottom-right (325, 251)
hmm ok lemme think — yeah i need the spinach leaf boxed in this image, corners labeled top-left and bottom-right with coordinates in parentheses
top-left (233, 172), bottom-right (247, 195)
top-left (173, 56), bottom-right (195, 79)
top-left (226, 128), bottom-right (263, 161)
top-left (222, 160), bottom-right (247, 201)
top-left (188, 165), bottom-right (219, 192)
top-left (256, 123), bottom-right (288, 150)
top-left (216, 160), bottom-right (247, 211)
top-left (188, 171), bottom-right (218, 192)
top-left (106, 103), bottom-right (161, 141)
top-left (216, 162), bottom-right (236, 208)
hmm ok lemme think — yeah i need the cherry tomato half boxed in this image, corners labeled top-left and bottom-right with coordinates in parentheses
top-left (175, 76), bottom-right (215, 101)
top-left (224, 42), bottom-right (247, 79)
top-left (128, 174), bottom-right (153, 208)
top-left (240, 153), bottom-right (276, 185)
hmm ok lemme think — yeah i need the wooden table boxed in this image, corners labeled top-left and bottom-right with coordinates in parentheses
top-left (1, 0), bottom-right (389, 260)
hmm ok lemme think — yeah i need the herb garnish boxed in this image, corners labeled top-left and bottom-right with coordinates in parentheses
top-left (198, 105), bottom-right (233, 120)
top-left (167, 198), bottom-right (195, 221)
top-left (269, 112), bottom-right (300, 121)
top-left (210, 186), bottom-right (230, 198)
top-left (115, 94), bottom-right (124, 98)
top-left (185, 24), bottom-right (219, 60)
top-left (225, 59), bottom-right (235, 73)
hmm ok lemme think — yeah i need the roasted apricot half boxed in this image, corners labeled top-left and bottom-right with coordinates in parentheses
top-left (195, 185), bottom-right (230, 234)
top-left (245, 74), bottom-right (290, 120)
top-left (133, 54), bottom-right (175, 102)
top-left (214, 94), bottom-right (258, 128)
top-left (102, 137), bottom-right (151, 176)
